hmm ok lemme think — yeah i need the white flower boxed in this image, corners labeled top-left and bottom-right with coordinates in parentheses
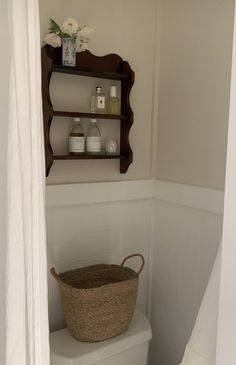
top-left (80, 40), bottom-right (89, 50)
top-left (44, 33), bottom-right (61, 48)
top-left (77, 26), bottom-right (94, 39)
top-left (63, 17), bottom-right (78, 36)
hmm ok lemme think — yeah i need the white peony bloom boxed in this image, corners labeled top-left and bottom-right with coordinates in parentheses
top-left (63, 17), bottom-right (78, 36)
top-left (44, 33), bottom-right (61, 48)
top-left (78, 26), bottom-right (94, 39)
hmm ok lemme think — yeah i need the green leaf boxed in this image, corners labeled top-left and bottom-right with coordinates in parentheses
top-left (47, 18), bottom-right (74, 39)
top-left (61, 32), bottom-right (73, 38)
top-left (49, 18), bottom-right (61, 34)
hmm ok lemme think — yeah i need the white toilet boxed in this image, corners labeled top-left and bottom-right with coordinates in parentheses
top-left (50, 310), bottom-right (152, 365)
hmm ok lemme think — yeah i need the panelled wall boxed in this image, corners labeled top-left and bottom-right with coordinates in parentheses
top-left (46, 181), bottom-right (152, 331)
top-left (149, 181), bottom-right (223, 365)
top-left (46, 180), bottom-right (223, 365)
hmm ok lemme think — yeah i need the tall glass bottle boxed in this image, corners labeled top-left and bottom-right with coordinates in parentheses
top-left (91, 86), bottom-right (107, 114)
top-left (108, 86), bottom-right (120, 115)
top-left (69, 118), bottom-right (85, 154)
top-left (86, 119), bottom-right (101, 154)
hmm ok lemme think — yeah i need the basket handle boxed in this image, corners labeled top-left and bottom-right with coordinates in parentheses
top-left (121, 254), bottom-right (145, 275)
top-left (50, 267), bottom-right (66, 286)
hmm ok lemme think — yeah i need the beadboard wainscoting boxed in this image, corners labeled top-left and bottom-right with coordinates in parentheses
top-left (149, 181), bottom-right (224, 365)
top-left (46, 180), bottom-right (153, 331)
top-left (46, 180), bottom-right (224, 365)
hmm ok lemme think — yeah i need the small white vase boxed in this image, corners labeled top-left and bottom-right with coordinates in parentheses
top-left (62, 37), bottom-right (76, 67)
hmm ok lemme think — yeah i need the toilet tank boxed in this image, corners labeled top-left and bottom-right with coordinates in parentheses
top-left (50, 310), bottom-right (152, 365)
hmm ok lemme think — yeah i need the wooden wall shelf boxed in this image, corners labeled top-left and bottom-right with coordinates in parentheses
top-left (41, 45), bottom-right (134, 176)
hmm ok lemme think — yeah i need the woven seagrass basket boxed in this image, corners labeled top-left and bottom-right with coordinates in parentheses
top-left (50, 253), bottom-right (144, 342)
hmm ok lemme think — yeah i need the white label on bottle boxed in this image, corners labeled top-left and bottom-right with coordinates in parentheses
top-left (86, 137), bottom-right (101, 152)
top-left (97, 96), bottom-right (105, 110)
top-left (69, 137), bottom-right (85, 153)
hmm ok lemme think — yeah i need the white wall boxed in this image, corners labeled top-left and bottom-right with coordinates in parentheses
top-left (41, 2), bottom-right (231, 365)
top-left (46, 180), bottom-right (223, 365)
top-left (150, 1), bottom-right (233, 362)
top-left (39, 0), bottom-right (157, 184)
top-left (155, 0), bottom-right (235, 189)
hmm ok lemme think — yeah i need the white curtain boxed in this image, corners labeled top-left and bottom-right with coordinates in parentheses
top-left (180, 247), bottom-right (221, 365)
top-left (0, 1), bottom-right (10, 364)
top-left (6, 0), bottom-right (50, 364)
top-left (181, 3), bottom-right (236, 364)
top-left (216, 0), bottom-right (236, 361)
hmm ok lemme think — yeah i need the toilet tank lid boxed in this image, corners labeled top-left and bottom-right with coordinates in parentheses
top-left (50, 310), bottom-right (152, 365)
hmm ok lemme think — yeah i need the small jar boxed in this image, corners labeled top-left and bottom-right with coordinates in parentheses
top-left (105, 138), bottom-right (118, 155)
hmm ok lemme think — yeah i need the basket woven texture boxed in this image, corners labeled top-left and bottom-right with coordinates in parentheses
top-left (51, 253), bottom-right (145, 342)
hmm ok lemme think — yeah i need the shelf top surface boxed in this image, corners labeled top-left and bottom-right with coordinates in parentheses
top-left (53, 111), bottom-right (128, 120)
top-left (53, 65), bottom-right (130, 81)
top-left (53, 154), bottom-right (126, 160)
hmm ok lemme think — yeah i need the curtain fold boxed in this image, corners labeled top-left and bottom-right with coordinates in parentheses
top-left (6, 0), bottom-right (50, 364)
top-left (180, 247), bottom-right (221, 365)
top-left (216, 1), bottom-right (236, 362)
top-left (0, 1), bottom-right (10, 364)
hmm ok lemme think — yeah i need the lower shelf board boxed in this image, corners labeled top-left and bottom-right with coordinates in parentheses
top-left (53, 154), bottom-right (126, 160)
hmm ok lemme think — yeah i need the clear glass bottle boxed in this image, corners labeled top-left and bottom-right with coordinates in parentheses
top-left (69, 118), bottom-right (85, 154)
top-left (91, 86), bottom-right (107, 114)
top-left (86, 119), bottom-right (101, 154)
top-left (107, 86), bottom-right (120, 115)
